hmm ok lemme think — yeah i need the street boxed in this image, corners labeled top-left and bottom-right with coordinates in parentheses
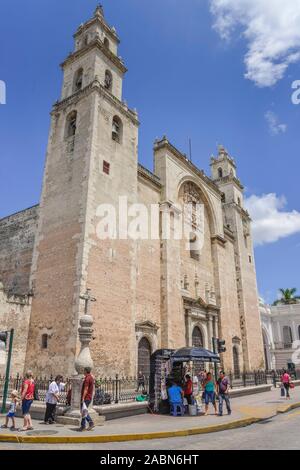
top-left (0, 408), bottom-right (299, 450)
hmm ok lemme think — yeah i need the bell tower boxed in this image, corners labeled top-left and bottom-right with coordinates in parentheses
top-left (211, 146), bottom-right (264, 370)
top-left (25, 6), bottom-right (139, 375)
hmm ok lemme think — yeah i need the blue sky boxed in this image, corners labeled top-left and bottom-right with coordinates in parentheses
top-left (0, 0), bottom-right (299, 304)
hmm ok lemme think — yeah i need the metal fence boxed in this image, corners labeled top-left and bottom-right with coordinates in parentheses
top-left (0, 370), bottom-right (298, 406)
top-left (0, 374), bottom-right (149, 406)
top-left (229, 369), bottom-right (300, 389)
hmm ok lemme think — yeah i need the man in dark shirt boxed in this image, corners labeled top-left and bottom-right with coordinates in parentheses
top-left (216, 371), bottom-right (231, 416)
top-left (79, 367), bottom-right (95, 431)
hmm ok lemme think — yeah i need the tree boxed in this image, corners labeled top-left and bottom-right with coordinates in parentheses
top-left (273, 288), bottom-right (300, 306)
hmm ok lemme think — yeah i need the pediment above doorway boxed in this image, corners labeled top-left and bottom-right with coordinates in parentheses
top-left (135, 320), bottom-right (160, 333)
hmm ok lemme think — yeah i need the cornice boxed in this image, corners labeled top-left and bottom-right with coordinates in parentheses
top-left (183, 295), bottom-right (220, 312)
top-left (214, 174), bottom-right (244, 191)
top-left (60, 38), bottom-right (127, 74)
top-left (138, 164), bottom-right (162, 189)
top-left (154, 138), bottom-right (222, 197)
top-left (211, 234), bottom-right (227, 247)
top-left (52, 80), bottom-right (139, 126)
top-left (74, 15), bottom-right (120, 44)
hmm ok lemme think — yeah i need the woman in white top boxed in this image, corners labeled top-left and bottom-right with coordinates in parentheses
top-left (44, 375), bottom-right (63, 424)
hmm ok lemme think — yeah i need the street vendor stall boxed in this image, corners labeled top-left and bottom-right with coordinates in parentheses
top-left (149, 347), bottom-right (220, 414)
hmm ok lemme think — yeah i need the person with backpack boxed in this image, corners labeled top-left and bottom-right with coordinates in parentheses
top-left (216, 371), bottom-right (232, 416)
top-left (19, 370), bottom-right (35, 432)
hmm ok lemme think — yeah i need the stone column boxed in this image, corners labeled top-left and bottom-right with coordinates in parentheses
top-left (207, 314), bottom-right (213, 350)
top-left (59, 313), bottom-right (105, 426)
top-left (185, 309), bottom-right (192, 347)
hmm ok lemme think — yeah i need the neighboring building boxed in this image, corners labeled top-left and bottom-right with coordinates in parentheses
top-left (260, 299), bottom-right (300, 370)
top-left (0, 283), bottom-right (32, 375)
top-left (0, 6), bottom-right (265, 377)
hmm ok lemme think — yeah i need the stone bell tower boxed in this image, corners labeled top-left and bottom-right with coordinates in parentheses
top-left (211, 146), bottom-right (264, 370)
top-left (25, 6), bottom-right (139, 375)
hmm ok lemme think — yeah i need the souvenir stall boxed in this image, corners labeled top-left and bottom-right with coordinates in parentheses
top-left (149, 347), bottom-right (220, 414)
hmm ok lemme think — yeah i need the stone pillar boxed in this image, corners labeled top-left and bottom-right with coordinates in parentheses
top-left (207, 314), bottom-right (213, 350)
top-left (59, 313), bottom-right (105, 426)
top-left (185, 310), bottom-right (192, 347)
top-left (213, 315), bottom-right (219, 338)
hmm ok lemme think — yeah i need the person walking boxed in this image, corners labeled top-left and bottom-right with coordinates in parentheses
top-left (79, 367), bottom-right (95, 432)
top-left (216, 371), bottom-right (231, 416)
top-left (44, 375), bottom-right (63, 424)
top-left (203, 372), bottom-right (217, 416)
top-left (19, 370), bottom-right (35, 432)
top-left (1, 390), bottom-right (19, 431)
top-left (281, 369), bottom-right (292, 400)
top-left (136, 371), bottom-right (145, 393)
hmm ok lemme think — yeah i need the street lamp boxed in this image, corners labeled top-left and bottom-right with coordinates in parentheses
top-left (1, 329), bottom-right (14, 413)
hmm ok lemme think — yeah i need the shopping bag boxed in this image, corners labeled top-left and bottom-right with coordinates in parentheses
top-left (81, 402), bottom-right (88, 417)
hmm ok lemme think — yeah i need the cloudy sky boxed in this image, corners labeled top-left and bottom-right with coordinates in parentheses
top-left (0, 0), bottom-right (299, 303)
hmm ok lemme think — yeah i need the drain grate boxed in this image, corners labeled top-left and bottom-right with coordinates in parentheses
top-left (26, 430), bottom-right (59, 436)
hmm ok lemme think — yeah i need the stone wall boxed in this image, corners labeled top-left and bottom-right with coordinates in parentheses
top-left (0, 206), bottom-right (38, 294)
top-left (0, 283), bottom-right (32, 375)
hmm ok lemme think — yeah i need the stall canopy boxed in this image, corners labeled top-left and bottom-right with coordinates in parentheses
top-left (171, 347), bottom-right (220, 363)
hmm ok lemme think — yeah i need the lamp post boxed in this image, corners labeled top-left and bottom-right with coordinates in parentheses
top-left (1, 329), bottom-right (14, 414)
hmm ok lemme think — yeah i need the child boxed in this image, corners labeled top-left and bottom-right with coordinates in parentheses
top-left (1, 390), bottom-right (19, 431)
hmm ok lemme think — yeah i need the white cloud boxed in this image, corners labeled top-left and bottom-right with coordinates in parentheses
top-left (244, 193), bottom-right (300, 246)
top-left (210, 0), bottom-right (300, 87)
top-left (265, 111), bottom-right (287, 135)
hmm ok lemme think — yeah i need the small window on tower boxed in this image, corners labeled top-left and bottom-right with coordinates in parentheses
top-left (112, 116), bottom-right (122, 143)
top-left (84, 35), bottom-right (89, 46)
top-left (104, 37), bottom-right (110, 49)
top-left (249, 255), bottom-right (252, 263)
top-left (41, 334), bottom-right (48, 350)
top-left (74, 68), bottom-right (83, 92)
top-left (103, 160), bottom-right (110, 175)
top-left (66, 111), bottom-right (77, 138)
top-left (104, 70), bottom-right (113, 91)
top-left (218, 168), bottom-right (223, 178)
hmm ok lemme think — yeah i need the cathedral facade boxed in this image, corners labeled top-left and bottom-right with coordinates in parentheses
top-left (0, 7), bottom-right (264, 377)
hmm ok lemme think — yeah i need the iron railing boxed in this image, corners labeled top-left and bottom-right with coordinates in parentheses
top-left (0, 370), bottom-right (298, 406)
top-left (0, 374), bottom-right (149, 406)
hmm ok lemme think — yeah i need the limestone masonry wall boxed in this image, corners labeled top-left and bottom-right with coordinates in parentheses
top-left (0, 206), bottom-right (38, 294)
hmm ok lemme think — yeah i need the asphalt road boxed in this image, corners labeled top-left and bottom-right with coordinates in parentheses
top-left (0, 409), bottom-right (299, 450)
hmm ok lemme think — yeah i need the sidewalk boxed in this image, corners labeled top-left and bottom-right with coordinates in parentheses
top-left (0, 387), bottom-right (299, 444)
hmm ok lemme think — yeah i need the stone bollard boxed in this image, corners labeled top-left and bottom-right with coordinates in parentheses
top-left (58, 309), bottom-right (105, 426)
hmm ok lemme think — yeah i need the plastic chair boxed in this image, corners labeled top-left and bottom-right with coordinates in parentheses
top-left (170, 402), bottom-right (185, 416)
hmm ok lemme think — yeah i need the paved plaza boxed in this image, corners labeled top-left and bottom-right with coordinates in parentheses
top-left (0, 387), bottom-right (299, 446)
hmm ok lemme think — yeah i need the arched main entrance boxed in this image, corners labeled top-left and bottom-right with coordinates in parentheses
top-left (138, 337), bottom-right (151, 377)
top-left (233, 346), bottom-right (240, 378)
top-left (192, 326), bottom-right (204, 348)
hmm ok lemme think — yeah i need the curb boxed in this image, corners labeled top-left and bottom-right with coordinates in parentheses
top-left (1, 402), bottom-right (300, 444)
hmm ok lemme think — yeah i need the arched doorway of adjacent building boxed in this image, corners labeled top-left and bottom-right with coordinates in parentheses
top-left (262, 329), bottom-right (270, 370)
top-left (192, 326), bottom-right (204, 348)
top-left (192, 326), bottom-right (205, 374)
top-left (233, 346), bottom-right (240, 378)
top-left (137, 337), bottom-right (151, 378)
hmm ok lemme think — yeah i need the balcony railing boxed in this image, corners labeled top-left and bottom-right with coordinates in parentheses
top-left (274, 342), bottom-right (293, 350)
